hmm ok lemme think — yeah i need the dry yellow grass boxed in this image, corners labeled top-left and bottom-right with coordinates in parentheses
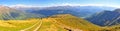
top-left (0, 19), bottom-right (40, 31)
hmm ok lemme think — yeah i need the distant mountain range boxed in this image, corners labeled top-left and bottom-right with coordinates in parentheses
top-left (0, 5), bottom-right (45, 20)
top-left (0, 5), bottom-right (119, 31)
top-left (12, 5), bottom-right (120, 26)
top-left (86, 9), bottom-right (120, 26)
top-left (0, 5), bottom-right (120, 28)
top-left (0, 5), bottom-right (26, 20)
top-left (12, 6), bottom-right (117, 18)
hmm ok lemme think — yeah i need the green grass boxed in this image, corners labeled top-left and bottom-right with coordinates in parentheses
top-left (0, 19), bottom-right (39, 31)
top-left (33, 14), bottom-right (103, 31)
top-left (49, 14), bottom-right (102, 31)
top-left (0, 14), bottom-right (120, 31)
top-left (25, 20), bottom-right (42, 31)
top-left (38, 18), bottom-right (67, 31)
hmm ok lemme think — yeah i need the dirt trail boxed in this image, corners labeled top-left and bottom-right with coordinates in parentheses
top-left (33, 20), bottom-right (42, 31)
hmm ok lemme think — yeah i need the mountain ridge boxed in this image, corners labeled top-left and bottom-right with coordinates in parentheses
top-left (86, 9), bottom-right (120, 26)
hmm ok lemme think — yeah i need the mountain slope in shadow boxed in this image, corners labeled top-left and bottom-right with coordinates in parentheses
top-left (86, 9), bottom-right (120, 26)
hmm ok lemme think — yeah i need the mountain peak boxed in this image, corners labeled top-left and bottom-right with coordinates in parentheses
top-left (0, 5), bottom-right (15, 14)
top-left (0, 5), bottom-right (8, 8)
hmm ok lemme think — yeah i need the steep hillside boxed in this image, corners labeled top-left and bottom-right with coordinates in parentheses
top-left (0, 5), bottom-right (27, 20)
top-left (86, 9), bottom-right (120, 26)
top-left (0, 5), bottom-right (45, 20)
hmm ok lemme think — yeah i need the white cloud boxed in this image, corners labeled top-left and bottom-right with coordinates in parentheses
top-left (51, 3), bottom-right (80, 6)
top-left (4, 3), bottom-right (120, 8)
top-left (46, 3), bottom-right (106, 7)
top-left (106, 5), bottom-right (120, 8)
top-left (9, 4), bottom-right (41, 7)
top-left (48, 3), bottom-right (120, 8)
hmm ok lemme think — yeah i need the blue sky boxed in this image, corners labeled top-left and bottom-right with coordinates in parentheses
top-left (0, 0), bottom-right (120, 7)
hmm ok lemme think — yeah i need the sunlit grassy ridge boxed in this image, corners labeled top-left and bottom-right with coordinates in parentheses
top-left (25, 19), bottom-right (42, 31)
top-left (39, 14), bottom-right (120, 31)
top-left (0, 14), bottom-right (105, 31)
top-left (0, 19), bottom-right (39, 31)
top-left (38, 18), bottom-right (67, 31)
top-left (47, 14), bottom-right (103, 31)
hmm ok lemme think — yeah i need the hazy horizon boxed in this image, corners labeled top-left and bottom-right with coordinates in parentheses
top-left (0, 0), bottom-right (120, 8)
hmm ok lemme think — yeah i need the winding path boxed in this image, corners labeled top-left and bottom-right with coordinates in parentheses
top-left (33, 20), bottom-right (42, 31)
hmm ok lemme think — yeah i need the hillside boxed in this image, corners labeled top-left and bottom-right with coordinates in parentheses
top-left (22, 14), bottom-right (103, 31)
top-left (0, 14), bottom-right (120, 31)
top-left (0, 14), bottom-right (102, 31)
top-left (0, 5), bottom-right (45, 20)
top-left (0, 19), bottom-right (39, 31)
top-left (86, 9), bottom-right (120, 26)
top-left (0, 5), bottom-right (27, 20)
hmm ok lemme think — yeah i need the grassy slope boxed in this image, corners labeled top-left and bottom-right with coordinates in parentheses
top-left (38, 14), bottom-right (103, 31)
top-left (0, 14), bottom-right (119, 31)
top-left (0, 19), bottom-right (39, 31)
top-left (38, 18), bottom-right (67, 31)
top-left (25, 19), bottom-right (42, 31)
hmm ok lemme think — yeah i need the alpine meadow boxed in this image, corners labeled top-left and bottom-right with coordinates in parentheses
top-left (0, 0), bottom-right (120, 31)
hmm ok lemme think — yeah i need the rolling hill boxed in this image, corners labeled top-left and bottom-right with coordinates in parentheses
top-left (45, 14), bottom-right (102, 31)
top-left (0, 14), bottom-right (102, 31)
top-left (0, 14), bottom-right (119, 31)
